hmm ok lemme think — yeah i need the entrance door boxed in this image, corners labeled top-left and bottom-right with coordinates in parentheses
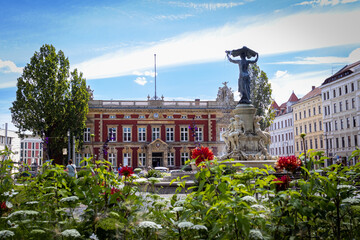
top-left (152, 152), bottom-right (163, 167)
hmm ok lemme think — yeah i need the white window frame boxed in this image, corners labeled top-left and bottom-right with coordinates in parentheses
top-left (166, 127), bottom-right (174, 142)
top-left (75, 153), bottom-right (82, 166)
top-left (138, 127), bottom-right (146, 142)
top-left (108, 153), bottom-right (117, 168)
top-left (123, 127), bottom-right (132, 142)
top-left (167, 152), bottom-right (175, 166)
top-left (123, 153), bottom-right (131, 167)
top-left (196, 127), bottom-right (203, 142)
top-left (181, 152), bottom-right (189, 166)
top-left (180, 127), bottom-right (188, 142)
top-left (219, 127), bottom-right (226, 141)
top-left (84, 128), bottom-right (91, 142)
top-left (139, 152), bottom-right (146, 167)
top-left (152, 127), bottom-right (160, 141)
top-left (108, 127), bottom-right (117, 142)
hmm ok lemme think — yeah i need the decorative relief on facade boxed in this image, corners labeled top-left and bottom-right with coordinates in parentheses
top-left (216, 82), bottom-right (235, 108)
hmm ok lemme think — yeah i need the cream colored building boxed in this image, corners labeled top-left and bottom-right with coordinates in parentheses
top-left (293, 86), bottom-right (324, 158)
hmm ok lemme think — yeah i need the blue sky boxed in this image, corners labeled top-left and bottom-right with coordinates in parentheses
top-left (1, 0), bottom-right (360, 130)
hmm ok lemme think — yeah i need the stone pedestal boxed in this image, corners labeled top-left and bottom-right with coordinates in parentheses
top-left (232, 104), bottom-right (256, 133)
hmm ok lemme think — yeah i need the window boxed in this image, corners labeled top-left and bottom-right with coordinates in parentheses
top-left (336, 138), bottom-right (339, 149)
top-left (304, 110), bottom-right (306, 118)
top-left (110, 115), bottom-right (116, 119)
top-left (308, 109), bottom-right (311, 117)
top-left (334, 120), bottom-right (338, 130)
top-left (180, 127), bottom-right (188, 142)
top-left (342, 137), bottom-right (345, 148)
top-left (167, 152), bottom-right (175, 166)
top-left (181, 152), bottom-right (189, 165)
top-left (315, 138), bottom-right (318, 149)
top-left (339, 87), bottom-right (342, 96)
top-left (123, 153), bottom-right (131, 166)
top-left (108, 153), bottom-right (116, 168)
top-left (195, 116), bottom-right (201, 119)
top-left (351, 82), bottom-right (355, 92)
top-left (309, 124), bottom-right (312, 133)
top-left (348, 136), bottom-right (351, 147)
top-left (139, 115), bottom-right (145, 119)
top-left (108, 127), bottom-right (116, 142)
top-left (124, 115), bottom-right (130, 119)
top-left (166, 127), bottom-right (174, 142)
top-left (324, 107), bottom-right (327, 116)
top-left (300, 112), bottom-right (302, 119)
top-left (314, 122), bottom-right (317, 132)
top-left (123, 127), bottom-right (131, 142)
top-left (139, 153), bottom-right (146, 167)
top-left (345, 85), bottom-right (348, 94)
top-left (328, 106), bottom-right (330, 115)
top-left (333, 103), bottom-right (336, 113)
top-left (152, 127), bottom-right (160, 141)
top-left (319, 121), bottom-right (322, 131)
top-left (352, 98), bottom-right (355, 108)
top-left (84, 128), bottom-right (91, 142)
top-left (75, 153), bottom-right (82, 166)
top-left (167, 115), bottom-right (173, 119)
top-left (347, 118), bottom-right (350, 128)
top-left (304, 125), bottom-right (307, 133)
top-left (295, 113), bottom-right (297, 121)
top-left (318, 106), bottom-right (321, 114)
top-left (355, 135), bottom-right (358, 147)
top-left (310, 139), bottom-right (313, 149)
top-left (339, 102), bottom-right (342, 112)
top-left (313, 107), bottom-right (316, 116)
top-left (353, 117), bottom-right (357, 127)
top-left (333, 89), bottom-right (336, 98)
top-left (323, 93), bottom-right (326, 100)
top-left (296, 142), bottom-right (299, 152)
top-left (196, 127), bottom-right (203, 142)
top-left (300, 126), bottom-right (302, 133)
top-left (154, 113), bottom-right (159, 118)
top-left (327, 92), bottom-right (329, 99)
top-left (219, 127), bottom-right (226, 141)
top-left (340, 119), bottom-right (344, 129)
top-left (296, 127), bottom-right (298, 136)
top-left (181, 115), bottom-right (187, 119)
top-left (320, 138), bottom-right (323, 148)
top-left (138, 127), bottom-right (146, 142)
top-left (345, 100), bottom-right (349, 110)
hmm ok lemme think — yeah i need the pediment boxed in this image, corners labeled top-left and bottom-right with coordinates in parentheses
top-left (148, 138), bottom-right (168, 151)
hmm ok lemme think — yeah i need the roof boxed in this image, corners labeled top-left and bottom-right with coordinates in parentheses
top-left (287, 92), bottom-right (299, 102)
top-left (270, 101), bottom-right (279, 110)
top-left (322, 60), bottom-right (360, 86)
top-left (298, 87), bottom-right (321, 103)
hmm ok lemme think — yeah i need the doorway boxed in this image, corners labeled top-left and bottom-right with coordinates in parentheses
top-left (152, 152), bottom-right (163, 167)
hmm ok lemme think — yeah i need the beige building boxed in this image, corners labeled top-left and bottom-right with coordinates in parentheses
top-left (293, 86), bottom-right (324, 158)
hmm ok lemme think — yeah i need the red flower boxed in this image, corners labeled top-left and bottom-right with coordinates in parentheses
top-left (191, 146), bottom-right (214, 166)
top-left (119, 166), bottom-right (134, 177)
top-left (110, 187), bottom-right (121, 195)
top-left (275, 155), bottom-right (302, 172)
top-left (273, 175), bottom-right (291, 191)
top-left (0, 201), bottom-right (6, 209)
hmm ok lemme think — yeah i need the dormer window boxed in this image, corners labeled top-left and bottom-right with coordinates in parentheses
top-left (154, 113), bottom-right (159, 118)
top-left (139, 115), bottom-right (145, 119)
top-left (110, 115), bottom-right (116, 119)
top-left (124, 115), bottom-right (130, 119)
top-left (167, 115), bottom-right (173, 119)
top-left (181, 115), bottom-right (187, 119)
top-left (195, 116), bottom-right (201, 119)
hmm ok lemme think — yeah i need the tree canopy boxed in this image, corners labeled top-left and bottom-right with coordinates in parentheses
top-left (11, 44), bottom-right (89, 164)
top-left (250, 63), bottom-right (274, 130)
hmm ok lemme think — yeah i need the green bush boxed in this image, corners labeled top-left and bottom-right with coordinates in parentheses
top-left (145, 169), bottom-right (162, 178)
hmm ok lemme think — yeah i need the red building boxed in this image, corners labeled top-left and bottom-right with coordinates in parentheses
top-left (80, 84), bottom-right (235, 169)
top-left (20, 136), bottom-right (43, 165)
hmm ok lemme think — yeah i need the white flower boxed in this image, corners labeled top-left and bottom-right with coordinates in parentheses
top-left (60, 196), bottom-right (79, 203)
top-left (178, 221), bottom-right (194, 228)
top-left (342, 197), bottom-right (360, 204)
top-left (0, 230), bottom-right (15, 238)
top-left (251, 204), bottom-right (267, 211)
top-left (61, 229), bottom-right (81, 238)
top-left (89, 233), bottom-right (99, 240)
top-left (172, 207), bottom-right (183, 212)
top-left (191, 224), bottom-right (208, 231)
top-left (25, 201), bottom-right (39, 205)
top-left (174, 200), bottom-right (186, 206)
top-left (249, 229), bottom-right (264, 240)
top-left (337, 185), bottom-right (356, 190)
top-left (138, 221), bottom-right (162, 229)
top-left (5, 201), bottom-right (13, 208)
top-left (7, 210), bottom-right (39, 219)
top-left (237, 184), bottom-right (246, 188)
top-left (261, 197), bottom-right (269, 203)
top-left (2, 190), bottom-right (18, 197)
top-left (30, 229), bottom-right (46, 235)
top-left (7, 220), bottom-right (18, 228)
top-left (241, 196), bottom-right (257, 204)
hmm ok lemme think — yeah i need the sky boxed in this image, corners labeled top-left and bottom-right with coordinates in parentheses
top-left (1, 0), bottom-right (360, 130)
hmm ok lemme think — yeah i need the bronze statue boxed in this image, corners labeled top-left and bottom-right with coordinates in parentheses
top-left (226, 46), bottom-right (258, 104)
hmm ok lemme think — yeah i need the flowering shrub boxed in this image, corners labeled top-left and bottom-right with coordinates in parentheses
top-left (191, 146), bottom-right (214, 166)
top-left (275, 155), bottom-right (302, 172)
top-left (119, 166), bottom-right (134, 178)
top-left (273, 175), bottom-right (291, 191)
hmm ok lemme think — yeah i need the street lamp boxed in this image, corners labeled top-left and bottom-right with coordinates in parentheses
top-left (67, 130), bottom-right (71, 163)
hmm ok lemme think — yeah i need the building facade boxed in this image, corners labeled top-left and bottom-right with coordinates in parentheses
top-left (269, 92), bottom-right (298, 157)
top-left (293, 86), bottom-right (324, 159)
top-left (0, 127), bottom-right (21, 162)
top-left (320, 61), bottom-right (360, 166)
top-left (80, 84), bottom-right (235, 169)
top-left (20, 136), bottom-right (43, 165)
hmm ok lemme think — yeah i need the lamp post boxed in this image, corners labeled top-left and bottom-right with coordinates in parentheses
top-left (67, 130), bottom-right (71, 163)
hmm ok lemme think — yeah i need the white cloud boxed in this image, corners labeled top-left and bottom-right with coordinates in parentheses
top-left (74, 9), bottom-right (360, 80)
top-left (273, 48), bottom-right (360, 65)
top-left (169, 2), bottom-right (246, 10)
top-left (134, 77), bottom-right (147, 85)
top-left (295, 0), bottom-right (358, 6)
top-left (133, 70), bottom-right (156, 77)
top-left (0, 59), bottom-right (23, 74)
top-left (155, 14), bottom-right (193, 21)
top-left (270, 70), bottom-right (329, 104)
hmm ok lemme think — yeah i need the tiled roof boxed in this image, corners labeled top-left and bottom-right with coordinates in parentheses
top-left (287, 92), bottom-right (299, 102)
top-left (322, 60), bottom-right (360, 86)
top-left (271, 101), bottom-right (279, 110)
top-left (298, 87), bottom-right (321, 103)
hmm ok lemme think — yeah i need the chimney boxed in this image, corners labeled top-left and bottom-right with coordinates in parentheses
top-left (312, 86), bottom-right (315, 90)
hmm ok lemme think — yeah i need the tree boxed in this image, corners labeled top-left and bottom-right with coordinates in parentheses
top-left (11, 44), bottom-right (89, 164)
top-left (249, 63), bottom-right (274, 130)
